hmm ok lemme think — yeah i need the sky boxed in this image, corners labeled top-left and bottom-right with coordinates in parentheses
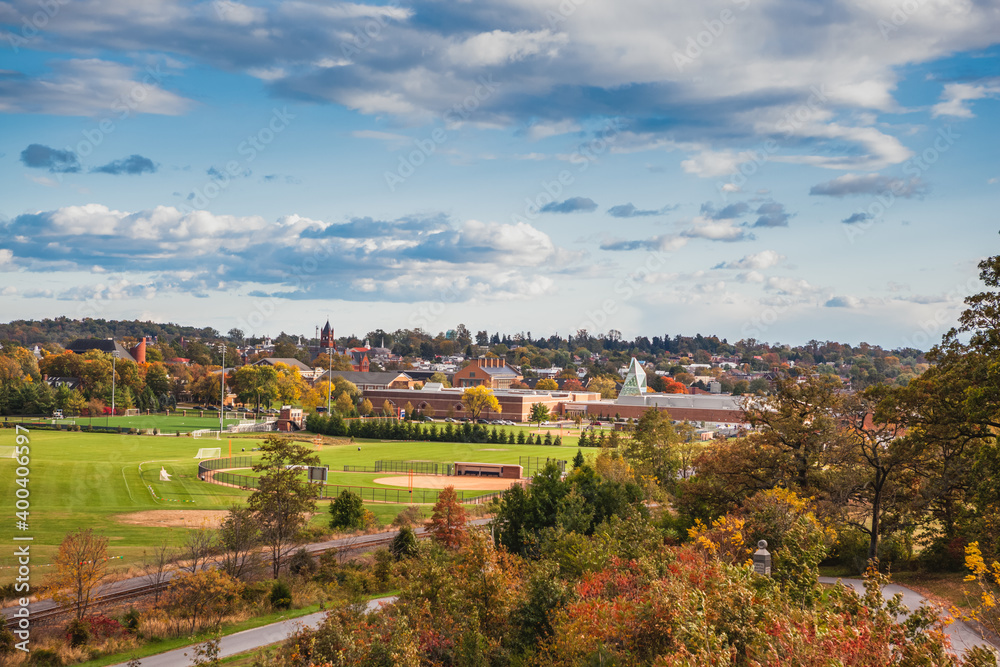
top-left (1, 0), bottom-right (998, 349)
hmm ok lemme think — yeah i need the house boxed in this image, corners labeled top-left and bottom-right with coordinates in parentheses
top-left (44, 376), bottom-right (82, 391)
top-left (252, 357), bottom-right (313, 373)
top-left (346, 347), bottom-right (371, 372)
top-left (452, 357), bottom-right (522, 389)
top-left (65, 338), bottom-right (137, 363)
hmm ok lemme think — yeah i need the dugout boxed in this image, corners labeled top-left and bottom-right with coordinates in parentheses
top-left (453, 462), bottom-right (522, 479)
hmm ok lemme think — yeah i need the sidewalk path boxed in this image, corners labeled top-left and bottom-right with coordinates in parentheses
top-left (107, 597), bottom-right (396, 667)
top-left (819, 577), bottom-right (996, 654)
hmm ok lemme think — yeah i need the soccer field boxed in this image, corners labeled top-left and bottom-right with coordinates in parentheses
top-left (0, 428), bottom-right (587, 569)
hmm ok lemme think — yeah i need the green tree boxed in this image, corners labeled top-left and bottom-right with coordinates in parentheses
top-left (572, 449), bottom-right (585, 469)
top-left (529, 403), bottom-right (550, 428)
top-left (247, 436), bottom-right (321, 577)
top-left (623, 408), bottom-right (681, 489)
top-left (329, 490), bottom-right (365, 530)
top-left (390, 526), bottom-right (419, 560)
top-left (232, 364), bottom-right (279, 412)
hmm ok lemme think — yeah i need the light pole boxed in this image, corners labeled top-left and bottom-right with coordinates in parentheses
top-left (220, 344), bottom-right (225, 436)
top-left (108, 353), bottom-right (116, 426)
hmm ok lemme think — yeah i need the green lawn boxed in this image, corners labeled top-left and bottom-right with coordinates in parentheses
top-left (0, 428), bottom-right (590, 570)
top-left (5, 412), bottom-right (248, 433)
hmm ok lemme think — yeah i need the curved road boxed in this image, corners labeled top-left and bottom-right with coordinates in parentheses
top-left (819, 577), bottom-right (997, 654)
top-left (107, 596), bottom-right (397, 667)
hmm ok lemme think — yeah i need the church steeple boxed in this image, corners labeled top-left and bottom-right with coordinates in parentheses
top-left (320, 319), bottom-right (335, 350)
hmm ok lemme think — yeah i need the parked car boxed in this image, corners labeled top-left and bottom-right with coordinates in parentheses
top-left (445, 417), bottom-right (457, 423)
top-left (422, 416), bottom-right (434, 422)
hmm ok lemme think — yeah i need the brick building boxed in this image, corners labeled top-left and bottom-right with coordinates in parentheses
top-left (452, 357), bottom-right (522, 389)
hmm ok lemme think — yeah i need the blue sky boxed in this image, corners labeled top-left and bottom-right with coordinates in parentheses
top-left (1, 0), bottom-right (998, 347)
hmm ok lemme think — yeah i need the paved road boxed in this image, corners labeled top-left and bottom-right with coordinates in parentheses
top-left (819, 577), bottom-right (996, 654)
top-left (106, 596), bottom-right (397, 667)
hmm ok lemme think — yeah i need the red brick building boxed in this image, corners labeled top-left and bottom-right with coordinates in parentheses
top-left (452, 357), bottom-right (522, 389)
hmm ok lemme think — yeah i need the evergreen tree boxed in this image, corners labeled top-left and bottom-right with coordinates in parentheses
top-left (573, 449), bottom-right (585, 469)
top-left (517, 430), bottom-right (526, 445)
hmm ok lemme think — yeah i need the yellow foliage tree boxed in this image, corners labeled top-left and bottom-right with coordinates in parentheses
top-left (461, 385), bottom-right (501, 420)
top-left (51, 529), bottom-right (109, 620)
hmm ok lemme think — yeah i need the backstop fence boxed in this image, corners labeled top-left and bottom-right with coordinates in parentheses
top-left (197, 456), bottom-right (255, 478)
top-left (199, 456), bottom-right (498, 504)
top-left (519, 456), bottom-right (567, 478)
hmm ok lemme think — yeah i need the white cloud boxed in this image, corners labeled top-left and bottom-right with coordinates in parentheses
top-left (680, 217), bottom-right (752, 242)
top-left (0, 59), bottom-right (192, 117)
top-left (932, 81), bottom-right (1000, 118)
top-left (447, 29), bottom-right (567, 67)
top-left (717, 250), bottom-right (785, 271)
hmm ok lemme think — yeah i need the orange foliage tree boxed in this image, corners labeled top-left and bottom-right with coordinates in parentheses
top-left (428, 486), bottom-right (467, 549)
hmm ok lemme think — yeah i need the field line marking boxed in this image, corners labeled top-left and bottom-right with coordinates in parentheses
top-left (121, 465), bottom-right (136, 504)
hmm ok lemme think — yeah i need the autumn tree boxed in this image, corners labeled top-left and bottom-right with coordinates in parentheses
top-left (51, 529), bottom-right (109, 620)
top-left (622, 407), bottom-right (682, 490)
top-left (742, 372), bottom-right (844, 492)
top-left (461, 385), bottom-right (501, 420)
top-left (428, 486), bottom-right (467, 549)
top-left (359, 398), bottom-right (373, 417)
top-left (587, 375), bottom-right (619, 399)
top-left (218, 505), bottom-right (262, 581)
top-left (247, 436), bottom-right (321, 577)
top-left (535, 378), bottom-right (559, 391)
top-left (164, 569), bottom-right (243, 633)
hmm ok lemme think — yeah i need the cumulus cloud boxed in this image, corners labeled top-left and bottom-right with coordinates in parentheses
top-left (606, 203), bottom-right (675, 218)
top-left (0, 204), bottom-right (577, 303)
top-left (680, 218), bottom-right (753, 243)
top-left (600, 235), bottom-right (687, 252)
top-left (91, 154), bottom-right (157, 175)
top-left (714, 250), bottom-right (785, 271)
top-left (752, 201), bottom-right (792, 228)
top-left (842, 212), bottom-right (871, 224)
top-left (539, 197), bottom-right (598, 214)
top-left (701, 202), bottom-right (750, 220)
top-left (447, 29), bottom-right (567, 67)
top-left (20, 144), bottom-right (80, 173)
top-left (810, 173), bottom-right (927, 198)
top-left (932, 81), bottom-right (1000, 118)
top-left (825, 295), bottom-right (861, 308)
top-left (0, 59), bottom-right (191, 117)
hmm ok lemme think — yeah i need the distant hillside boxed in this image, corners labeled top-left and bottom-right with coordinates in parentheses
top-left (0, 317), bottom-right (219, 347)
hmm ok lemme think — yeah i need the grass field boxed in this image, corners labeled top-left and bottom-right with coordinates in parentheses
top-left (0, 427), bottom-right (589, 571)
top-left (5, 413), bottom-right (248, 433)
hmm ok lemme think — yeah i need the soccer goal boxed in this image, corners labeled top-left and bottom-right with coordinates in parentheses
top-left (194, 447), bottom-right (222, 459)
top-left (123, 409), bottom-right (140, 417)
top-left (0, 446), bottom-right (16, 459)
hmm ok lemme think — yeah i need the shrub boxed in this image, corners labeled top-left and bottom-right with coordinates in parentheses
top-left (390, 526), bottom-right (419, 560)
top-left (392, 506), bottom-right (423, 529)
top-left (119, 608), bottom-right (141, 633)
top-left (28, 648), bottom-right (63, 666)
top-left (270, 580), bottom-right (292, 610)
top-left (66, 618), bottom-right (91, 648)
top-left (0, 628), bottom-right (15, 655)
top-left (288, 548), bottom-right (317, 577)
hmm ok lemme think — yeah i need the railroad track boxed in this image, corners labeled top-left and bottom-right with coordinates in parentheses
top-left (5, 531), bottom-right (409, 628)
